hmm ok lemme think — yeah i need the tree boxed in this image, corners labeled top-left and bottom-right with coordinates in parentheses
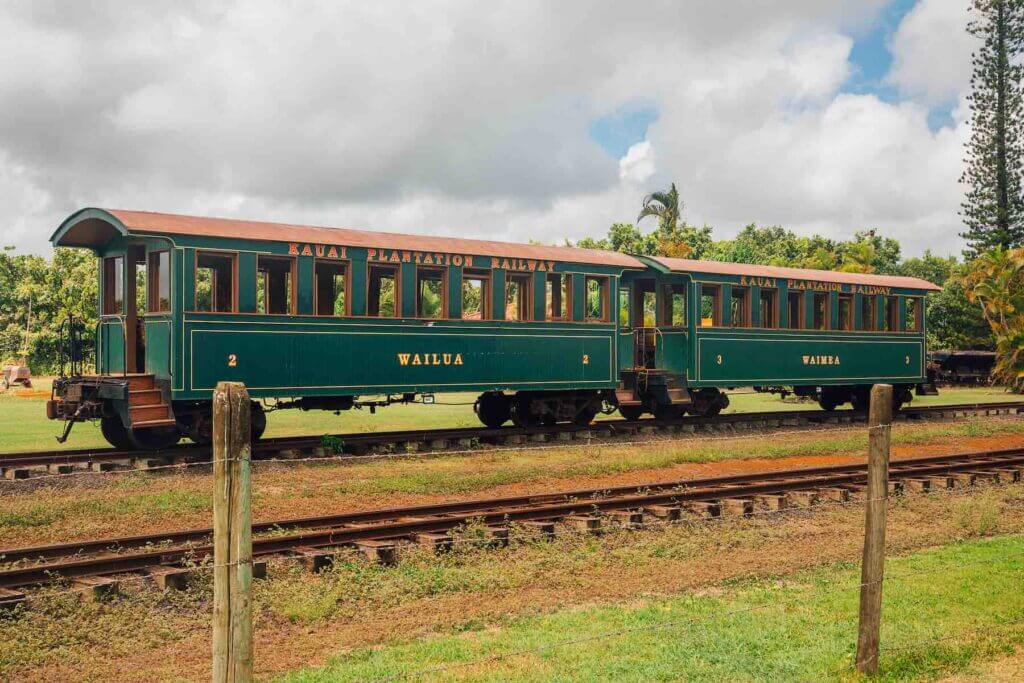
top-left (637, 183), bottom-right (683, 235)
top-left (960, 246), bottom-right (1024, 390)
top-left (960, 0), bottom-right (1024, 255)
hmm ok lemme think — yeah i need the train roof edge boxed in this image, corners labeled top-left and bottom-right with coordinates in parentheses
top-left (52, 207), bottom-right (647, 269)
top-left (642, 255), bottom-right (941, 292)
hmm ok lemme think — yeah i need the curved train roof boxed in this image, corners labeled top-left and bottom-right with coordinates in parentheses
top-left (52, 208), bottom-right (646, 269)
top-left (646, 256), bottom-right (941, 291)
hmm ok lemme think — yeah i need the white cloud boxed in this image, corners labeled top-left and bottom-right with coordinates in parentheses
top-left (0, 0), bottom-right (973, 258)
top-left (888, 0), bottom-right (974, 103)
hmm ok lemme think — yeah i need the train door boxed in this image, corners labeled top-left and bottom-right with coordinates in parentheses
top-left (125, 245), bottom-right (146, 373)
top-left (632, 279), bottom-right (657, 368)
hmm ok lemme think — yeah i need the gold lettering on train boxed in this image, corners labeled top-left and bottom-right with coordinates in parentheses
top-left (397, 353), bottom-right (464, 366)
top-left (289, 242), bottom-right (561, 273)
top-left (802, 355), bottom-right (841, 366)
top-left (289, 243), bottom-right (348, 259)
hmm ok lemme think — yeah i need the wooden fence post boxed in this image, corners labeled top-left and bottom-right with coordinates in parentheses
top-left (855, 383), bottom-right (893, 674)
top-left (212, 382), bottom-right (253, 683)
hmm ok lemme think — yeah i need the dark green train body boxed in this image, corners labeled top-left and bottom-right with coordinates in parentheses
top-left (48, 208), bottom-right (940, 449)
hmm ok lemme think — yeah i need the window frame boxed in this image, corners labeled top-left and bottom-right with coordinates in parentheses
top-left (905, 296), bottom-right (923, 333)
top-left (545, 272), bottom-right (572, 321)
top-left (313, 258), bottom-right (350, 317)
top-left (366, 262), bottom-right (401, 318)
top-left (461, 268), bottom-right (491, 321)
top-left (102, 255), bottom-right (125, 315)
top-left (584, 275), bottom-right (611, 323)
top-left (757, 288), bottom-right (778, 328)
top-left (504, 271), bottom-right (534, 322)
top-left (786, 290), bottom-right (804, 330)
top-left (700, 284), bottom-right (722, 327)
top-left (416, 265), bottom-right (448, 319)
top-left (860, 294), bottom-right (877, 331)
top-left (729, 286), bottom-right (751, 328)
top-left (146, 250), bottom-right (171, 314)
top-left (619, 284), bottom-right (632, 329)
top-left (256, 254), bottom-right (297, 316)
top-left (837, 293), bottom-right (854, 331)
top-left (193, 250), bottom-right (238, 313)
top-left (660, 284), bottom-right (687, 328)
top-left (812, 292), bottom-right (830, 330)
top-left (883, 295), bottom-right (900, 332)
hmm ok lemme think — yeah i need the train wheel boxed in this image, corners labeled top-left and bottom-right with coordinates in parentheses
top-left (475, 392), bottom-right (511, 428)
top-left (511, 395), bottom-right (541, 428)
top-left (100, 416), bottom-right (135, 450)
top-left (618, 405), bottom-right (644, 421)
top-left (653, 405), bottom-right (685, 421)
top-left (251, 401), bottom-right (267, 441)
top-left (129, 425), bottom-right (180, 451)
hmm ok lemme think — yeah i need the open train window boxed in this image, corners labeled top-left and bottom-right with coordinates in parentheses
top-left (786, 291), bottom-right (803, 329)
top-left (315, 261), bottom-right (347, 316)
top-left (147, 251), bottom-right (170, 313)
top-left (546, 273), bottom-right (571, 321)
top-left (660, 284), bottom-right (686, 327)
top-left (861, 295), bottom-right (876, 330)
top-left (758, 289), bottom-right (778, 328)
top-left (102, 256), bottom-right (124, 315)
top-left (417, 267), bottom-right (446, 319)
top-left (837, 294), bottom-right (854, 331)
top-left (132, 251), bottom-right (147, 315)
top-left (257, 255), bottom-right (295, 315)
top-left (585, 276), bottom-right (610, 322)
top-left (462, 269), bottom-right (490, 320)
top-left (812, 292), bottom-right (829, 330)
top-left (367, 264), bottom-right (399, 317)
top-left (619, 286), bottom-right (631, 327)
top-left (195, 252), bottom-right (236, 312)
top-left (882, 296), bottom-right (899, 331)
top-left (730, 287), bottom-right (750, 327)
top-left (905, 297), bottom-right (922, 332)
top-left (700, 285), bottom-right (721, 327)
top-left (505, 272), bottom-right (532, 321)
top-left (632, 280), bottom-right (656, 326)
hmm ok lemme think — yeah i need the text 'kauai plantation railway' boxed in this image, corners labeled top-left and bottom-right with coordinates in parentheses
top-left (46, 208), bottom-right (940, 451)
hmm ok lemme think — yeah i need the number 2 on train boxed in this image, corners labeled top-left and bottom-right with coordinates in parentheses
top-left (227, 354), bottom-right (237, 367)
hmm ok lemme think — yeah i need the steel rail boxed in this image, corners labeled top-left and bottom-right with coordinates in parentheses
top-left (2, 446), bottom-right (1023, 589)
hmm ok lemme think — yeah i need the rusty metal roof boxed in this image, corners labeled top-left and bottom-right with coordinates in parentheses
top-left (647, 256), bottom-right (941, 291)
top-left (91, 209), bottom-right (645, 268)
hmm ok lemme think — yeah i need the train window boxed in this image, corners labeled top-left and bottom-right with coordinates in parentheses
top-left (462, 270), bottom-right (490, 320)
top-left (786, 291), bottom-right (803, 329)
top-left (585, 276), bottom-right (610, 322)
top-left (861, 295), bottom-right (876, 330)
top-left (758, 289), bottom-right (778, 328)
top-left (314, 261), bottom-right (347, 316)
top-left (700, 285), bottom-right (721, 326)
top-left (730, 287), bottom-right (750, 327)
top-left (257, 255), bottom-right (295, 315)
top-left (546, 273), bottom-right (571, 320)
top-left (661, 284), bottom-right (686, 327)
top-left (417, 268), bottom-right (446, 319)
top-left (195, 252), bottom-right (236, 312)
top-left (906, 297), bottom-right (922, 332)
top-left (812, 292), bottom-right (829, 330)
top-left (619, 286), bottom-right (631, 327)
top-left (102, 256), bottom-right (124, 315)
top-left (837, 294), bottom-right (854, 331)
top-left (147, 251), bottom-right (170, 313)
top-left (505, 272), bottom-right (532, 321)
top-left (883, 296), bottom-right (899, 331)
top-left (367, 264), bottom-right (399, 317)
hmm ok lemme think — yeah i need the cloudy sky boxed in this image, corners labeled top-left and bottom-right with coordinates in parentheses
top-left (0, 0), bottom-right (976, 256)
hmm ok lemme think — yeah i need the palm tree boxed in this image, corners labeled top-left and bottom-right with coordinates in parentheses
top-left (637, 183), bottom-right (683, 235)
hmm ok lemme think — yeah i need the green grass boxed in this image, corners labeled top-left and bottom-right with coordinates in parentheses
top-left (0, 380), bottom-right (1019, 454)
top-left (281, 535), bottom-right (1024, 682)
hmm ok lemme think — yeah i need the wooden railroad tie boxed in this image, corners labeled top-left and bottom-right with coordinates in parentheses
top-left (293, 547), bottom-right (338, 572)
top-left (0, 587), bottom-right (26, 610)
top-left (720, 498), bottom-right (753, 517)
top-left (520, 519), bottom-right (557, 539)
top-left (609, 509), bottom-right (645, 529)
top-left (645, 504), bottom-right (682, 520)
top-left (684, 501), bottom-right (721, 518)
top-left (149, 566), bottom-right (192, 591)
top-left (567, 515), bottom-right (602, 535)
top-left (755, 494), bottom-right (789, 511)
top-left (415, 532), bottom-right (453, 553)
top-left (356, 540), bottom-right (398, 565)
top-left (74, 575), bottom-right (121, 602)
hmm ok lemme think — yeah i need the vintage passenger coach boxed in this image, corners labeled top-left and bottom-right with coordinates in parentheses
top-left (48, 208), bottom-right (940, 449)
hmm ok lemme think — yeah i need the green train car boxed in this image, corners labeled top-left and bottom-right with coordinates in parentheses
top-left (48, 208), bottom-right (940, 449)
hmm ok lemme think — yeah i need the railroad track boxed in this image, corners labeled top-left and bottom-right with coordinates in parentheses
top-left (2, 446), bottom-right (1024, 606)
top-left (1, 401), bottom-right (1022, 482)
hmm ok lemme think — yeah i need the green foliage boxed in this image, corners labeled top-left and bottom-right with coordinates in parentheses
top-left (960, 0), bottom-right (1024, 255)
top-left (961, 246), bottom-right (1024, 390)
top-left (0, 246), bottom-right (97, 372)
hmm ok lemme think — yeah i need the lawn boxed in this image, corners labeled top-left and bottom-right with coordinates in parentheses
top-left (0, 379), bottom-right (1020, 454)
top-left (282, 534), bottom-right (1024, 682)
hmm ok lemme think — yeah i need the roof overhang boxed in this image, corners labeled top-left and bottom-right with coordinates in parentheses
top-left (50, 208), bottom-right (128, 248)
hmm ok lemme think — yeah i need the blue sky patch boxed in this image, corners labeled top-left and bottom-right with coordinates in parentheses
top-left (589, 104), bottom-right (659, 158)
